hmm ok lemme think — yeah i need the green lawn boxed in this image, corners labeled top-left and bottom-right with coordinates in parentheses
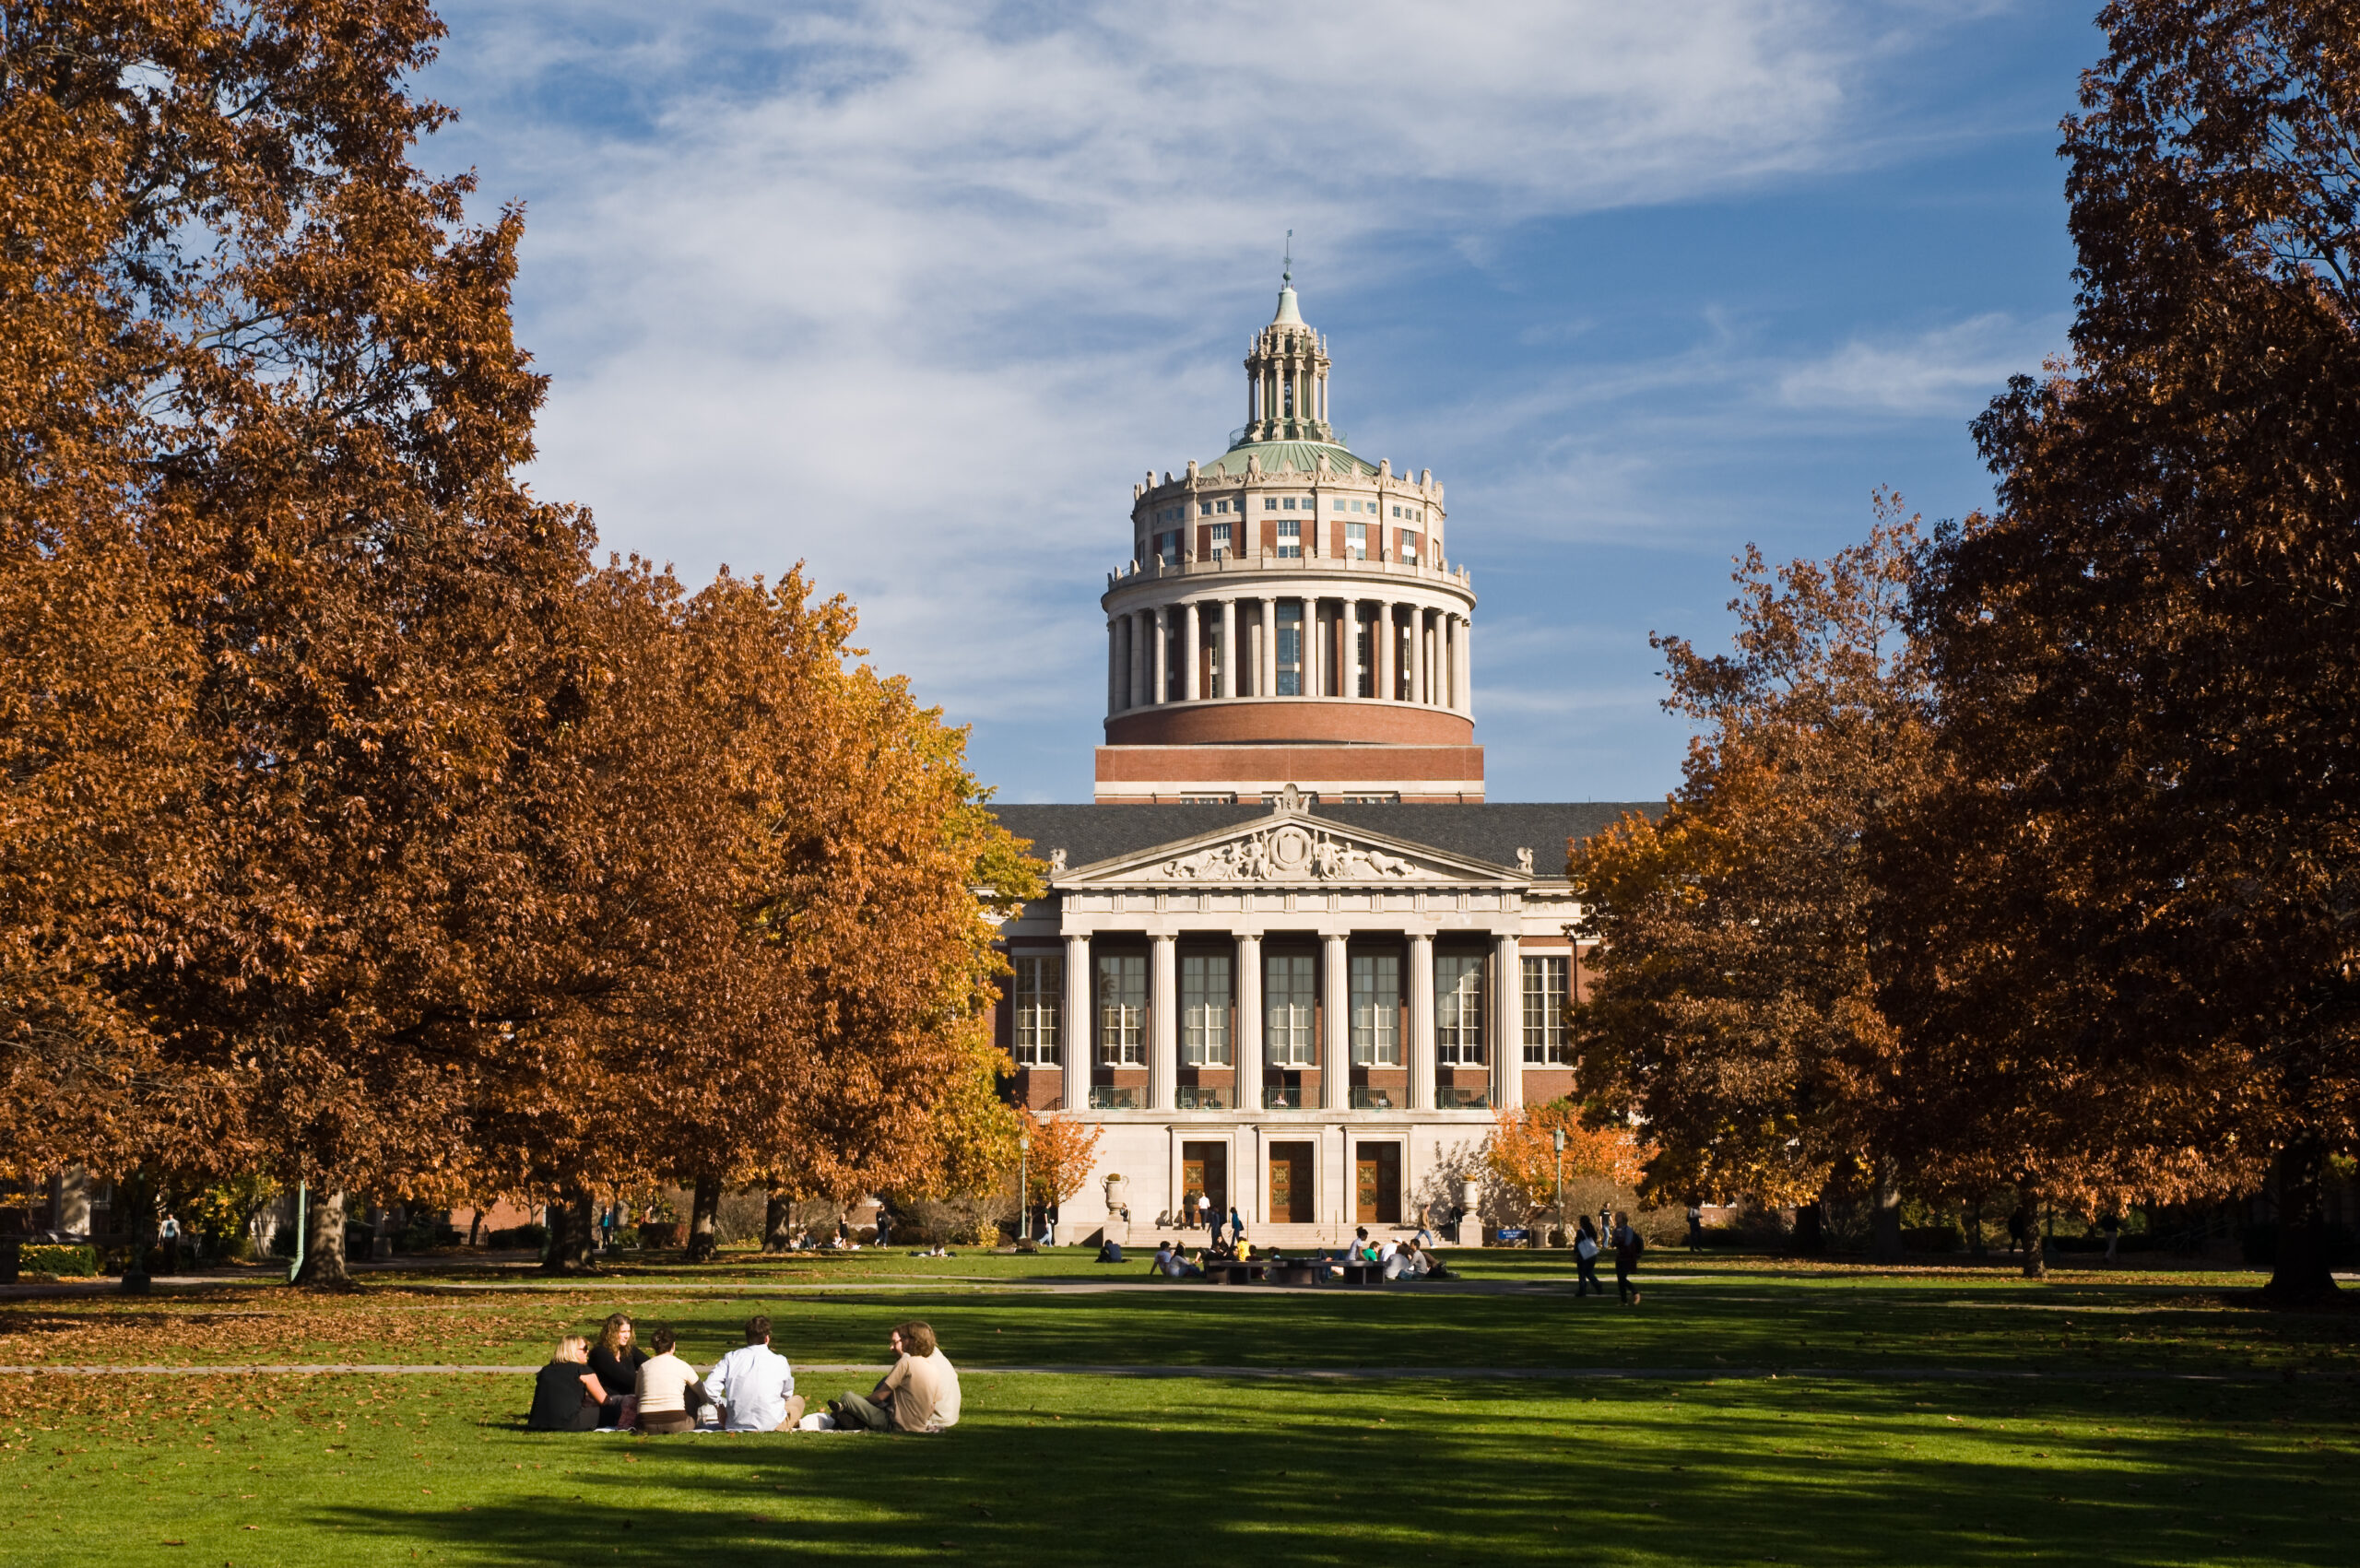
top-left (4, 1254), bottom-right (2354, 1565)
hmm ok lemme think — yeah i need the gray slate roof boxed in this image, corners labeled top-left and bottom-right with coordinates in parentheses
top-left (988, 801), bottom-right (1661, 876)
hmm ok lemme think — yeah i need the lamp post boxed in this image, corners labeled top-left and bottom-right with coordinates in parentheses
top-left (1018, 1133), bottom-right (1032, 1247)
top-left (1552, 1126), bottom-right (1566, 1251)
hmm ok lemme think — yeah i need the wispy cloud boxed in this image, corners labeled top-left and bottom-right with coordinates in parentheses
top-left (1776, 312), bottom-right (2067, 416)
top-left (419, 0), bottom-right (2060, 797)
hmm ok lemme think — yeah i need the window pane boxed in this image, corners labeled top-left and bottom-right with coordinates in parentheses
top-left (1014, 954), bottom-right (1062, 1066)
top-left (1522, 955), bottom-right (1568, 1064)
top-left (1350, 953), bottom-right (1400, 1066)
top-left (1266, 952), bottom-right (1316, 1067)
top-left (1183, 953), bottom-right (1232, 1067)
top-left (1434, 953), bottom-right (1484, 1065)
top-left (1098, 953), bottom-right (1146, 1066)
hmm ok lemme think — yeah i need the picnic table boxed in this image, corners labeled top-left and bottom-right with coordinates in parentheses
top-left (1210, 1259), bottom-right (1268, 1285)
top-left (1335, 1260), bottom-right (1387, 1286)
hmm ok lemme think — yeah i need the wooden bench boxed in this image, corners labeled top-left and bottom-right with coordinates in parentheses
top-left (1210, 1260), bottom-right (1268, 1285)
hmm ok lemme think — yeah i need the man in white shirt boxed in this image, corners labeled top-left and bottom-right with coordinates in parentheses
top-left (703, 1315), bottom-right (803, 1432)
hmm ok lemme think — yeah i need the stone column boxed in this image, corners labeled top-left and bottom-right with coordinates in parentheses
top-left (1491, 932), bottom-right (1523, 1111)
top-left (1377, 601), bottom-right (1396, 701)
top-left (1347, 601), bottom-right (1365, 700)
top-left (1320, 932), bottom-right (1349, 1111)
top-left (1411, 609), bottom-right (1428, 706)
top-left (1306, 599), bottom-right (1325, 698)
top-left (1444, 614), bottom-right (1463, 713)
top-left (1183, 602), bottom-right (1201, 701)
top-left (1220, 598), bottom-right (1237, 700)
top-left (1106, 619), bottom-right (1121, 716)
top-left (1260, 598), bottom-right (1276, 697)
top-left (1063, 934), bottom-right (1092, 1113)
top-left (1408, 932), bottom-right (1435, 1111)
top-left (1150, 933), bottom-right (1178, 1112)
top-left (1235, 933), bottom-right (1263, 1114)
top-left (1152, 605), bottom-right (1170, 705)
top-left (1132, 610), bottom-right (1150, 710)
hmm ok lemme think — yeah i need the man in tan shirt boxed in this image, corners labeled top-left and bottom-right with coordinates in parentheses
top-left (829, 1320), bottom-right (962, 1432)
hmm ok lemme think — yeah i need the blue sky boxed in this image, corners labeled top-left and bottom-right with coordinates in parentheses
top-left (420, 1), bottom-right (2099, 805)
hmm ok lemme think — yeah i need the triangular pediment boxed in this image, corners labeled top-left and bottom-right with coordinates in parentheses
top-left (1056, 803), bottom-right (1522, 890)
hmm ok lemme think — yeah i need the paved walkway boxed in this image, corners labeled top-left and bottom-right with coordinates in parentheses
top-left (0, 1361), bottom-right (2303, 1384)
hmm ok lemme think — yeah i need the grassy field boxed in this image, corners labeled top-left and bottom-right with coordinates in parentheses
top-left (2, 1251), bottom-right (2354, 1565)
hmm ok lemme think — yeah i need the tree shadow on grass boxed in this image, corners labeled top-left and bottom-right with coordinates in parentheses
top-left (315, 1374), bottom-right (2360, 1567)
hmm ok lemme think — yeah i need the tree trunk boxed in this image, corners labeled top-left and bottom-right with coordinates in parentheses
top-left (764, 1190), bottom-right (795, 1252)
top-left (2017, 1185), bottom-right (2047, 1279)
top-left (466, 1208), bottom-right (484, 1249)
top-left (294, 1189), bottom-right (353, 1289)
top-left (1869, 1160), bottom-right (1906, 1264)
top-left (687, 1176), bottom-right (722, 1263)
top-left (1966, 1199), bottom-right (1986, 1258)
top-left (1791, 1195), bottom-right (1825, 1255)
top-left (2262, 1138), bottom-right (2342, 1305)
top-left (541, 1188), bottom-right (598, 1274)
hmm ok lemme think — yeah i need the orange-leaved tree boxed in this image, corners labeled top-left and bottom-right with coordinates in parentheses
top-left (1487, 1100), bottom-right (1649, 1235)
top-left (1017, 1106), bottom-right (1105, 1213)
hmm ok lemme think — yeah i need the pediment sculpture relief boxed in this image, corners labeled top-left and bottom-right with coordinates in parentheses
top-left (1140, 823), bottom-right (1443, 884)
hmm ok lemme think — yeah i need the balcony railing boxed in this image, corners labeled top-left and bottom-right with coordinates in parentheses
top-left (1261, 1086), bottom-right (1304, 1111)
top-left (1089, 1086), bottom-right (1141, 1110)
top-left (1435, 1087), bottom-right (1492, 1111)
top-left (1175, 1087), bottom-right (1229, 1110)
top-left (1107, 548), bottom-right (1469, 594)
top-left (1348, 1087), bottom-right (1398, 1110)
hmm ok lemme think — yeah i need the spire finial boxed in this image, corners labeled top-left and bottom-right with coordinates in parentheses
top-left (1282, 229), bottom-right (1292, 287)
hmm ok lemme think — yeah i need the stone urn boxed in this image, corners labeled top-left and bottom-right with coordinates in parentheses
top-left (1103, 1173), bottom-right (1128, 1216)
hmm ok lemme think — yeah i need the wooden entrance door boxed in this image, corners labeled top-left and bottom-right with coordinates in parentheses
top-left (1268, 1141), bottom-right (1315, 1224)
top-left (1355, 1143), bottom-right (1400, 1223)
top-left (1180, 1141), bottom-right (1228, 1228)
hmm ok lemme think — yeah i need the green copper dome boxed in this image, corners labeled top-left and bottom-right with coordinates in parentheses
top-left (1198, 441), bottom-right (1378, 478)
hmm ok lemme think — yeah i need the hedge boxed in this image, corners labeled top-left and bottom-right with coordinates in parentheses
top-left (21, 1244), bottom-right (98, 1277)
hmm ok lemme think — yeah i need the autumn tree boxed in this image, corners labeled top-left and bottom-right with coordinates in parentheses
top-left (1016, 1106), bottom-right (1104, 1215)
top-left (1486, 1100), bottom-right (1648, 1238)
top-left (1884, 0), bottom-right (2360, 1300)
top-left (1573, 506), bottom-right (1934, 1260)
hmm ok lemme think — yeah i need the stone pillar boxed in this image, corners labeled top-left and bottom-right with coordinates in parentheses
top-left (1411, 609), bottom-right (1428, 706)
top-left (1132, 611), bottom-right (1150, 710)
top-left (1492, 932), bottom-right (1523, 1111)
top-left (1320, 932), bottom-right (1349, 1112)
top-left (1183, 602), bottom-right (1201, 701)
top-left (1150, 933), bottom-right (1177, 1112)
top-left (1307, 599), bottom-right (1325, 698)
top-left (1235, 933), bottom-right (1263, 1114)
top-left (1408, 933), bottom-right (1435, 1112)
top-left (1377, 601), bottom-right (1396, 701)
top-left (1340, 601), bottom-right (1360, 700)
top-left (1152, 605), bottom-right (1170, 705)
top-left (1106, 619), bottom-right (1121, 716)
top-left (1063, 934), bottom-right (1092, 1113)
top-left (1220, 598), bottom-right (1237, 700)
top-left (1260, 598), bottom-right (1277, 697)
top-left (1444, 614), bottom-right (1463, 713)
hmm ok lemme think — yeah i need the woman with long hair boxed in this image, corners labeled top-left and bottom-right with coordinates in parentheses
top-left (587, 1314), bottom-right (646, 1427)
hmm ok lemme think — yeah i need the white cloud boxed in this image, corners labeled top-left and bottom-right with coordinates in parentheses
top-left (1776, 312), bottom-right (2066, 416)
top-left (419, 1), bottom-right (2034, 792)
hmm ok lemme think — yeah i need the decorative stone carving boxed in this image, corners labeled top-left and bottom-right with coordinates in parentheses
top-left (1515, 847), bottom-right (1534, 875)
top-left (1049, 848), bottom-right (1068, 875)
top-left (1140, 824), bottom-right (1438, 884)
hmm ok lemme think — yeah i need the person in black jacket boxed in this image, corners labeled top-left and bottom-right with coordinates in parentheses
top-left (1611, 1211), bottom-right (1645, 1305)
top-left (526, 1337), bottom-right (606, 1432)
top-left (586, 1315), bottom-right (648, 1428)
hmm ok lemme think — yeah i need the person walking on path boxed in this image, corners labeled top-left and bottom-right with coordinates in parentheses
top-left (1611, 1211), bottom-right (1644, 1305)
top-left (2100, 1213), bottom-right (2121, 1265)
top-left (1573, 1215), bottom-right (1605, 1297)
top-left (1686, 1203), bottom-right (1705, 1253)
top-left (1228, 1205), bottom-right (1244, 1246)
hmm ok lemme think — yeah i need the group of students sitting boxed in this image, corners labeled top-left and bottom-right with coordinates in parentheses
top-left (1141, 1228), bottom-right (1453, 1281)
top-left (526, 1312), bottom-right (960, 1435)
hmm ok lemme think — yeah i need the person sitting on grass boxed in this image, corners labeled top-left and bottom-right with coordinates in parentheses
top-left (1150, 1241), bottom-right (1203, 1280)
top-left (1095, 1236), bottom-right (1125, 1263)
top-left (525, 1336), bottom-right (607, 1432)
top-left (587, 1314), bottom-right (646, 1429)
top-left (634, 1325), bottom-right (704, 1433)
top-left (705, 1315), bottom-right (803, 1432)
top-left (827, 1321), bottom-right (962, 1433)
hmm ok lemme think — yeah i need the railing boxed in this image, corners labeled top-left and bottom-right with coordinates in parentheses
top-left (1175, 1087), bottom-right (1229, 1110)
top-left (1435, 1087), bottom-right (1492, 1111)
top-left (1262, 1086), bottom-right (1304, 1111)
top-left (1108, 548), bottom-right (1468, 594)
top-left (1349, 1087), bottom-right (1397, 1110)
top-left (1089, 1086), bottom-right (1141, 1110)
top-left (1227, 426), bottom-right (1351, 449)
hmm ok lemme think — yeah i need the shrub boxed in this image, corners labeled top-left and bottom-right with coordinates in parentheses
top-left (20, 1244), bottom-right (97, 1277)
top-left (484, 1223), bottom-right (547, 1250)
top-left (1901, 1225), bottom-right (1962, 1254)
